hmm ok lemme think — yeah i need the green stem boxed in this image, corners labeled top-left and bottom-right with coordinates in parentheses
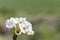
top-left (13, 33), bottom-right (17, 40)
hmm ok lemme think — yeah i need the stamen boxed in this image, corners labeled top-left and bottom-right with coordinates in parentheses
top-left (23, 27), bottom-right (26, 30)
top-left (15, 25), bottom-right (21, 35)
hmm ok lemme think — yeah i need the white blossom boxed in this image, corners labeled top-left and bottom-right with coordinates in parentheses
top-left (6, 17), bottom-right (18, 29)
top-left (6, 17), bottom-right (34, 35)
top-left (19, 18), bottom-right (34, 35)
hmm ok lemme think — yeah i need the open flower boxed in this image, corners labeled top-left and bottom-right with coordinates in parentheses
top-left (6, 17), bottom-right (21, 35)
top-left (6, 17), bottom-right (34, 36)
top-left (6, 17), bottom-right (18, 29)
top-left (19, 18), bottom-right (34, 35)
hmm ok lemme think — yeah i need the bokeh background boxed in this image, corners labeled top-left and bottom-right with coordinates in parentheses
top-left (0, 0), bottom-right (60, 40)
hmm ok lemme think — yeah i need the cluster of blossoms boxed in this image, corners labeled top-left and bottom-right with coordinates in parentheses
top-left (6, 17), bottom-right (34, 36)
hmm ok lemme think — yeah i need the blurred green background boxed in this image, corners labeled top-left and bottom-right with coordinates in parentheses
top-left (0, 0), bottom-right (60, 40)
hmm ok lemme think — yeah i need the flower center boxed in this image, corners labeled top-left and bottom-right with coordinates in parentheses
top-left (15, 24), bottom-right (21, 35)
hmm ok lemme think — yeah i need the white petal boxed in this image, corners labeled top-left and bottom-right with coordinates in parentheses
top-left (19, 17), bottom-right (26, 22)
top-left (28, 31), bottom-right (34, 35)
top-left (23, 21), bottom-right (32, 31)
top-left (23, 21), bottom-right (32, 28)
top-left (15, 18), bottom-right (19, 23)
top-left (19, 24), bottom-right (25, 33)
top-left (6, 17), bottom-right (17, 29)
top-left (6, 19), bottom-right (13, 28)
top-left (10, 17), bottom-right (17, 24)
